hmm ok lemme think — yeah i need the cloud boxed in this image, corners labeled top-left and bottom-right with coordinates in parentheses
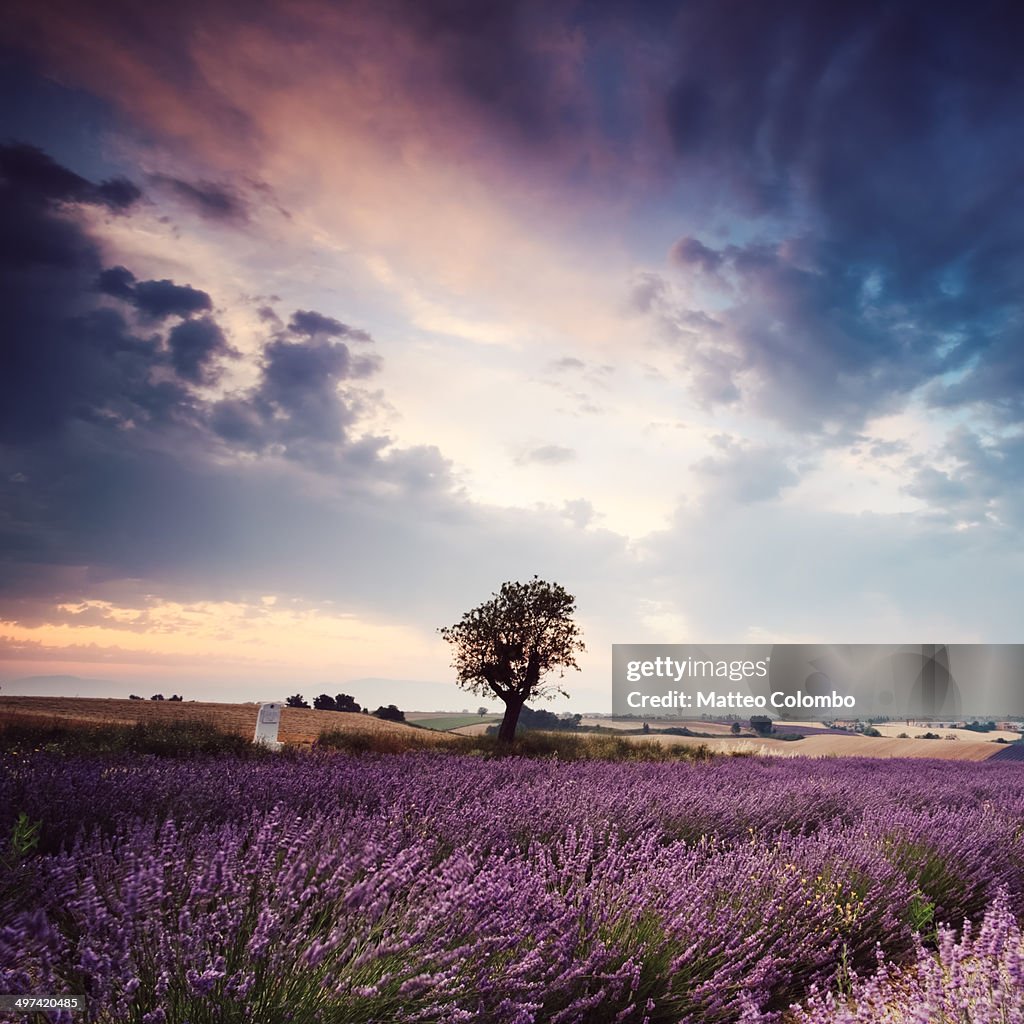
top-left (562, 498), bottom-right (594, 528)
top-left (0, 141), bottom-right (140, 211)
top-left (288, 309), bottom-right (373, 343)
top-left (207, 329), bottom-right (383, 460)
top-left (167, 316), bottom-right (236, 384)
top-left (149, 173), bottom-right (249, 222)
top-left (650, 237), bottom-right (948, 431)
top-left (652, 2), bottom-right (1024, 427)
top-left (640, 499), bottom-right (1024, 644)
top-left (7, 8), bottom-right (1024, 670)
top-left (516, 444), bottom-right (576, 466)
top-left (99, 266), bottom-right (214, 320)
top-left (902, 426), bottom-right (1024, 529)
top-left (550, 356), bottom-right (585, 372)
top-left (669, 236), bottom-right (723, 275)
top-left (0, 146), bottom-right (189, 443)
top-left (691, 436), bottom-right (800, 505)
top-left (0, 144), bottom-right (636, 647)
top-left (5, 0), bottom-right (643, 361)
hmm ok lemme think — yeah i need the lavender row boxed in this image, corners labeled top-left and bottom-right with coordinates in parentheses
top-left (5, 751), bottom-right (1024, 856)
top-left (2, 751), bottom-right (1024, 1022)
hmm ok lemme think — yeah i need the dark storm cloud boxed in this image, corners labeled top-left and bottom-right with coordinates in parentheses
top-left (257, 336), bottom-right (356, 443)
top-left (150, 174), bottom-right (248, 223)
top-left (0, 141), bottom-right (356, 472)
top-left (96, 265), bottom-right (136, 300)
top-left (0, 142), bottom-right (140, 210)
top-left (660, 237), bottom-right (947, 430)
top-left (98, 265), bottom-right (214, 320)
top-left (22, 0), bottom-right (1018, 432)
top-left (0, 144), bottom-right (180, 442)
top-left (926, 331), bottom-right (1024, 423)
top-left (288, 309), bottom-right (373, 343)
top-left (210, 333), bottom-right (369, 454)
top-left (167, 316), bottom-right (235, 384)
top-left (657, 0), bottom-right (1024, 427)
top-left (132, 279), bottom-right (213, 320)
top-left (400, 0), bottom-right (588, 149)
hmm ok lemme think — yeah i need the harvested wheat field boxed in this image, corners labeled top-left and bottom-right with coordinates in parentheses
top-left (0, 695), bottom-right (447, 746)
top-left (0, 697), bottom-right (1012, 760)
top-left (623, 730), bottom-right (1005, 760)
top-left (578, 717), bottom-right (767, 736)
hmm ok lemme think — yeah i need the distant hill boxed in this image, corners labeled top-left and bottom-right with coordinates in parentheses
top-left (0, 675), bottom-right (474, 712)
top-left (336, 677), bottom-right (475, 713)
top-left (0, 675), bottom-right (134, 699)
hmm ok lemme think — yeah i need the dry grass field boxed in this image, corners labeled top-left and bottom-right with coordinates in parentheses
top-left (0, 696), bottom-right (448, 747)
top-left (449, 721), bottom-right (495, 736)
top-left (438, 717), bottom-right (1008, 759)
top-left (0, 696), bottom-right (1013, 760)
top-left (871, 721), bottom-right (1021, 743)
top-left (620, 730), bottom-right (1004, 760)
top-left (578, 717), bottom-right (751, 736)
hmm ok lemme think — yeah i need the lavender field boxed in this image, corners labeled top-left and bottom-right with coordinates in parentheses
top-left (3, 749), bottom-right (1024, 1023)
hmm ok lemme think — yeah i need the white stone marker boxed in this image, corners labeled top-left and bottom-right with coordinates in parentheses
top-left (254, 702), bottom-right (282, 750)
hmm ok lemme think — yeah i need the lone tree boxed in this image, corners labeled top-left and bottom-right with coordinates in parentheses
top-left (439, 577), bottom-right (585, 744)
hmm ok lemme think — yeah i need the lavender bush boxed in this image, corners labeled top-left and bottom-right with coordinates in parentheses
top-left (2, 750), bottom-right (1023, 1022)
top-left (792, 893), bottom-right (1024, 1023)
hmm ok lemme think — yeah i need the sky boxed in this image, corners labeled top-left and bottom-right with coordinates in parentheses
top-left (1, 0), bottom-right (1023, 711)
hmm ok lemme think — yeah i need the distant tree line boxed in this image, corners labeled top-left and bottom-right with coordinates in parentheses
top-left (312, 693), bottom-right (362, 713)
top-left (129, 694), bottom-right (183, 701)
top-left (285, 693), bottom-right (405, 722)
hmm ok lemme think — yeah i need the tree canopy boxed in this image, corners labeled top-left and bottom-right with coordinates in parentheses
top-left (372, 704), bottom-right (405, 723)
top-left (439, 577), bottom-right (584, 743)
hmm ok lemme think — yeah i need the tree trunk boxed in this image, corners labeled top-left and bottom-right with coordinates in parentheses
top-left (497, 696), bottom-right (525, 744)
